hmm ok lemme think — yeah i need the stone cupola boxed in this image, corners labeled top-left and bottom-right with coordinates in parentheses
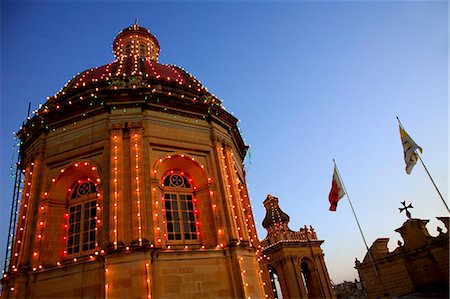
top-left (112, 19), bottom-right (160, 61)
top-left (262, 194), bottom-right (291, 236)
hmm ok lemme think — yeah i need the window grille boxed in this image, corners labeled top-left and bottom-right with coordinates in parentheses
top-left (163, 174), bottom-right (198, 242)
top-left (67, 181), bottom-right (97, 254)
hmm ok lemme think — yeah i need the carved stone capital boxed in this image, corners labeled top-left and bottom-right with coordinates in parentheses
top-left (129, 121), bottom-right (143, 130)
top-left (109, 127), bottom-right (123, 137)
top-left (109, 123), bottom-right (125, 131)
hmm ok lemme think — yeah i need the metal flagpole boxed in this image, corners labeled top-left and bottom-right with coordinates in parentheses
top-left (397, 117), bottom-right (449, 214)
top-left (417, 154), bottom-right (450, 213)
top-left (333, 160), bottom-right (379, 277)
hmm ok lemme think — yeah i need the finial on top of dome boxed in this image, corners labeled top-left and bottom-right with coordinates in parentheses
top-left (132, 19), bottom-right (139, 30)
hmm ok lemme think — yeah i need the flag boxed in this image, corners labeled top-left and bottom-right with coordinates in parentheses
top-left (329, 165), bottom-right (345, 211)
top-left (399, 125), bottom-right (422, 174)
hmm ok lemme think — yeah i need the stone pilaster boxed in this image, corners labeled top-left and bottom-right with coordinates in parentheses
top-left (109, 126), bottom-right (124, 249)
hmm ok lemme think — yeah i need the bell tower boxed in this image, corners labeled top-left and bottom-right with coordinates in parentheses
top-left (261, 194), bottom-right (335, 299)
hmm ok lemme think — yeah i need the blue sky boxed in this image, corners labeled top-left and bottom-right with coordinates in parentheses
top-left (1, 1), bottom-right (448, 283)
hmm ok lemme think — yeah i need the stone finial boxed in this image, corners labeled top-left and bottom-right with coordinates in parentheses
top-left (436, 216), bottom-right (449, 231)
top-left (262, 194), bottom-right (290, 230)
top-left (309, 225), bottom-right (317, 239)
top-left (395, 218), bottom-right (431, 250)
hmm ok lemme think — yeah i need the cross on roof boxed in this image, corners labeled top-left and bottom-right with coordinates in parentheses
top-left (399, 201), bottom-right (413, 219)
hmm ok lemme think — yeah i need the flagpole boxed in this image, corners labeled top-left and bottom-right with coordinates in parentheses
top-left (397, 117), bottom-right (449, 214)
top-left (333, 159), bottom-right (379, 277)
top-left (417, 154), bottom-right (450, 213)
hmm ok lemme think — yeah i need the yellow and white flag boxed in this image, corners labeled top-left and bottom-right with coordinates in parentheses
top-left (399, 125), bottom-right (422, 174)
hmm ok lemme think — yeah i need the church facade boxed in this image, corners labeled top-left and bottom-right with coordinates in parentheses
top-left (355, 217), bottom-right (449, 298)
top-left (1, 23), bottom-right (334, 299)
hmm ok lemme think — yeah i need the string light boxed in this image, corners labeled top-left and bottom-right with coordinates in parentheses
top-left (220, 144), bottom-right (240, 244)
top-left (35, 198), bottom-right (47, 268)
top-left (112, 133), bottom-right (120, 249)
top-left (145, 262), bottom-right (151, 298)
top-left (239, 256), bottom-right (251, 299)
top-left (11, 162), bottom-right (34, 270)
top-left (133, 130), bottom-right (143, 246)
top-left (9, 22), bottom-right (273, 298)
top-left (105, 265), bottom-right (109, 299)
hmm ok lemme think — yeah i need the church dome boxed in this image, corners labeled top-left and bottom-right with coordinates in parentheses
top-left (56, 58), bottom-right (206, 98)
top-left (49, 21), bottom-right (211, 104)
top-left (20, 22), bottom-right (247, 161)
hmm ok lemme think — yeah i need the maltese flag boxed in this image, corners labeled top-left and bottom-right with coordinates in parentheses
top-left (329, 165), bottom-right (345, 211)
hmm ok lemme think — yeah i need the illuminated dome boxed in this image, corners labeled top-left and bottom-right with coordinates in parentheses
top-left (22, 22), bottom-right (243, 155)
top-left (47, 21), bottom-right (212, 106)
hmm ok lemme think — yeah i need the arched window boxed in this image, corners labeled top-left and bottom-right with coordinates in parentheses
top-left (125, 44), bottom-right (131, 55)
top-left (162, 173), bottom-right (198, 243)
top-left (301, 260), bottom-right (321, 298)
top-left (268, 266), bottom-right (283, 299)
top-left (67, 180), bottom-right (97, 255)
top-left (139, 44), bottom-right (146, 57)
top-left (301, 261), bottom-right (310, 294)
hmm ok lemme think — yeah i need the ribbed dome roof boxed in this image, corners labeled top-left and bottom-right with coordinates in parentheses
top-left (19, 22), bottom-right (248, 163)
top-left (53, 57), bottom-right (207, 99)
top-left (49, 22), bottom-right (212, 102)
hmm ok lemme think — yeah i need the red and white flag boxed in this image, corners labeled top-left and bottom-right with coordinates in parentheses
top-left (329, 165), bottom-right (345, 211)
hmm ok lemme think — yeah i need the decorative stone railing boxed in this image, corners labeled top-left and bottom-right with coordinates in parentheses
top-left (260, 225), bottom-right (318, 249)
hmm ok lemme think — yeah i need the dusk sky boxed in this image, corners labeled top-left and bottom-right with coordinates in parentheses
top-left (1, 1), bottom-right (448, 283)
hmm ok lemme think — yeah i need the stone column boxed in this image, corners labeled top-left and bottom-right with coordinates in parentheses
top-left (316, 250), bottom-right (335, 298)
top-left (283, 257), bottom-right (303, 298)
top-left (275, 260), bottom-right (292, 298)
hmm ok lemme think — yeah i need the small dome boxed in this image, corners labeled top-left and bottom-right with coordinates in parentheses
top-left (113, 20), bottom-right (160, 61)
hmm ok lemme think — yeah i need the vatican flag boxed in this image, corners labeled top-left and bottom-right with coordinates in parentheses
top-left (399, 125), bottom-right (422, 174)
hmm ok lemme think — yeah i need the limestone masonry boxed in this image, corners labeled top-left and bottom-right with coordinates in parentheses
top-left (1, 22), bottom-right (334, 299)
